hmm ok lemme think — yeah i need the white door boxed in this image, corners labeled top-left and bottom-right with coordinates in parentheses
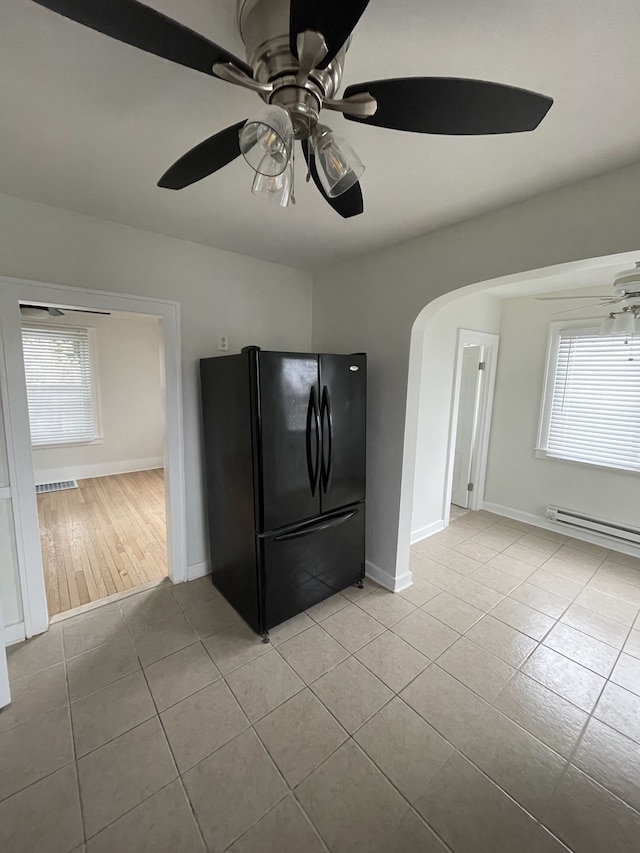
top-left (451, 345), bottom-right (483, 508)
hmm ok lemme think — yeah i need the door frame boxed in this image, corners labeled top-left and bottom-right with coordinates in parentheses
top-left (0, 597), bottom-right (9, 707)
top-left (0, 276), bottom-right (187, 638)
top-left (442, 329), bottom-right (500, 527)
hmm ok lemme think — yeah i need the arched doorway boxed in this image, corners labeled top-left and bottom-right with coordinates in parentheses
top-left (395, 250), bottom-right (640, 590)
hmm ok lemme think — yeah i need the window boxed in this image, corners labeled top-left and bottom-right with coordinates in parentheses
top-left (537, 323), bottom-right (640, 472)
top-left (22, 325), bottom-right (100, 447)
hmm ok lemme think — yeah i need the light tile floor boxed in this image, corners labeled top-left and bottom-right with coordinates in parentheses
top-left (2, 511), bottom-right (640, 852)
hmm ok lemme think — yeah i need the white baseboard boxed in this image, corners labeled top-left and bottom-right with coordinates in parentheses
top-left (34, 457), bottom-right (163, 484)
top-left (483, 502), bottom-right (640, 560)
top-left (187, 561), bottom-right (211, 582)
top-left (366, 560), bottom-right (412, 593)
top-left (4, 622), bottom-right (26, 646)
top-left (410, 520), bottom-right (445, 545)
top-left (393, 570), bottom-right (414, 593)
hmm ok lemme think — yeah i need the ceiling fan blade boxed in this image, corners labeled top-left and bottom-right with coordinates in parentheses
top-left (343, 77), bottom-right (553, 134)
top-left (65, 309), bottom-right (111, 315)
top-left (32, 0), bottom-right (253, 78)
top-left (290, 0), bottom-right (370, 68)
top-left (535, 296), bottom-right (611, 301)
top-left (158, 121), bottom-right (246, 190)
top-left (301, 140), bottom-right (363, 218)
top-left (551, 306), bottom-right (609, 316)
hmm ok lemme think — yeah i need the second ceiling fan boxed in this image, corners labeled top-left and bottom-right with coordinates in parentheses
top-left (33, 0), bottom-right (554, 217)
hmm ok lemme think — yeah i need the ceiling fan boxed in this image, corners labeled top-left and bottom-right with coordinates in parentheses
top-left (33, 0), bottom-right (554, 217)
top-left (535, 262), bottom-right (640, 307)
top-left (535, 262), bottom-right (640, 335)
top-left (20, 305), bottom-right (110, 317)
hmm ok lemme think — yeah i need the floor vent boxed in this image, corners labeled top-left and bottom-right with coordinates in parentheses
top-left (36, 480), bottom-right (79, 494)
top-left (547, 505), bottom-right (640, 546)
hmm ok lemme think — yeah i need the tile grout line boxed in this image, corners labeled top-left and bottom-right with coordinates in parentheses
top-left (61, 629), bottom-right (90, 850)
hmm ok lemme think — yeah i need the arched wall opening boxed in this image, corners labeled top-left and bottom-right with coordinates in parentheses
top-left (396, 249), bottom-right (640, 590)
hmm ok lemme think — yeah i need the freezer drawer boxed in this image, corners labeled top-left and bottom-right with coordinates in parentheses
top-left (259, 504), bottom-right (365, 632)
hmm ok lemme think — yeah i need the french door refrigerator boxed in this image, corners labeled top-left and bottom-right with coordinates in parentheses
top-left (200, 347), bottom-right (366, 638)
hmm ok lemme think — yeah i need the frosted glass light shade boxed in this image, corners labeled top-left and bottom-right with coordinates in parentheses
top-left (313, 127), bottom-right (364, 198)
top-left (239, 106), bottom-right (293, 176)
top-left (251, 160), bottom-right (292, 207)
top-left (612, 311), bottom-right (636, 336)
top-left (599, 315), bottom-right (616, 336)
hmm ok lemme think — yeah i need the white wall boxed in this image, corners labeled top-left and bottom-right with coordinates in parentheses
top-left (0, 191), bottom-right (312, 629)
top-left (312, 160), bottom-right (640, 588)
top-left (411, 292), bottom-right (502, 539)
top-left (484, 286), bottom-right (639, 528)
top-left (31, 312), bottom-right (164, 483)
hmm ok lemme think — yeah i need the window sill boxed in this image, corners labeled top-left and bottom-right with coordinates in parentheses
top-left (534, 448), bottom-right (639, 476)
top-left (32, 438), bottom-right (103, 450)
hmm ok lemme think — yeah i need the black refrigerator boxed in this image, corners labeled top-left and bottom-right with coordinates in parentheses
top-left (200, 346), bottom-right (366, 639)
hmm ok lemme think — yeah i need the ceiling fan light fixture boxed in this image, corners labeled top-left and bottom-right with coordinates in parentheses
top-left (251, 160), bottom-right (293, 207)
top-left (599, 314), bottom-right (616, 336)
top-left (239, 105), bottom-right (293, 177)
top-left (611, 310), bottom-right (636, 336)
top-left (20, 305), bottom-right (64, 318)
top-left (311, 125), bottom-right (364, 198)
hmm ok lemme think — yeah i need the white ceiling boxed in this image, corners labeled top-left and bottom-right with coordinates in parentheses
top-left (2, 0), bottom-right (640, 271)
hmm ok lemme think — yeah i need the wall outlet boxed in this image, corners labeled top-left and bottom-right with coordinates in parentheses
top-left (217, 335), bottom-right (229, 352)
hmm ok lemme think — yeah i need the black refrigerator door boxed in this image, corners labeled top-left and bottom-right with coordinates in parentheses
top-left (257, 351), bottom-right (321, 531)
top-left (319, 353), bottom-right (367, 513)
top-left (259, 504), bottom-right (365, 631)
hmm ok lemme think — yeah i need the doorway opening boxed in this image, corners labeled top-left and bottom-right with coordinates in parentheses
top-left (398, 250), bottom-right (640, 593)
top-left (20, 305), bottom-right (168, 618)
top-left (0, 276), bottom-right (186, 641)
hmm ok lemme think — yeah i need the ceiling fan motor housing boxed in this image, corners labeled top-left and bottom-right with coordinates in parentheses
top-left (237, 0), bottom-right (347, 138)
top-left (613, 261), bottom-right (640, 298)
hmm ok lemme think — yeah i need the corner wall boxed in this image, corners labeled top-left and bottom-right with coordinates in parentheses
top-left (312, 161), bottom-right (640, 585)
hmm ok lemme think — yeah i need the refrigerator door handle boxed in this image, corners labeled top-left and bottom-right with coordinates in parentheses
top-left (320, 385), bottom-right (333, 494)
top-left (305, 386), bottom-right (321, 496)
top-left (274, 509), bottom-right (357, 541)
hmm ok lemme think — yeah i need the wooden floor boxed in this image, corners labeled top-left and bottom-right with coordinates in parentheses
top-left (38, 469), bottom-right (167, 617)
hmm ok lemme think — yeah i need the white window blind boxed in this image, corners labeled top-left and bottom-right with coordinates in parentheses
top-left (22, 326), bottom-right (98, 447)
top-left (542, 329), bottom-right (640, 472)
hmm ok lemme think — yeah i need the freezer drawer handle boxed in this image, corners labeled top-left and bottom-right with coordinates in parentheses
top-left (320, 385), bottom-right (334, 494)
top-left (274, 509), bottom-right (357, 541)
top-left (305, 386), bottom-right (321, 496)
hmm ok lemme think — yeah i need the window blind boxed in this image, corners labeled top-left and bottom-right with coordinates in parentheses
top-left (545, 331), bottom-right (640, 472)
top-left (22, 326), bottom-right (98, 446)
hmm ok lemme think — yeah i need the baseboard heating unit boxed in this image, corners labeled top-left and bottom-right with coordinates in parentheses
top-left (546, 506), bottom-right (640, 546)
